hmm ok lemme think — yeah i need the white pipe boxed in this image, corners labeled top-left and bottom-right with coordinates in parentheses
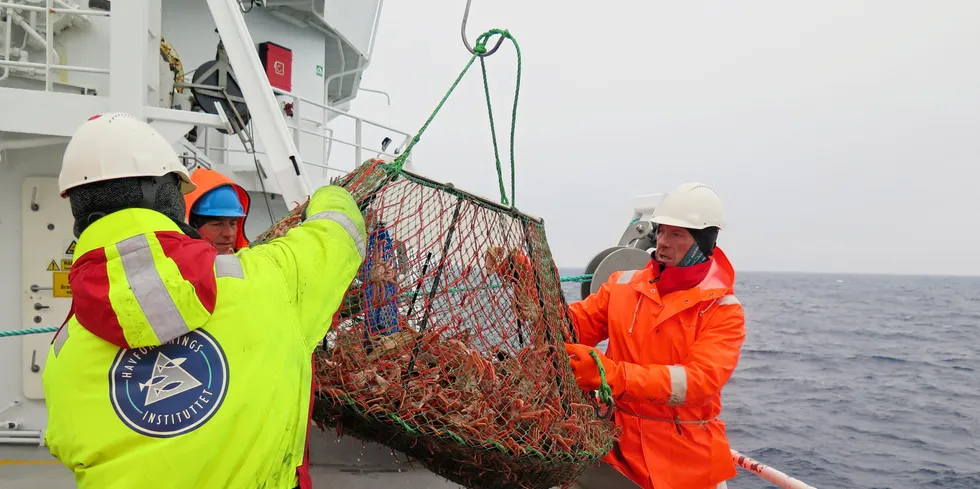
top-left (356, 86), bottom-right (391, 106)
top-left (53, 0), bottom-right (92, 23)
top-left (0, 430), bottom-right (42, 437)
top-left (44, 0), bottom-right (52, 90)
top-left (731, 449), bottom-right (818, 489)
top-left (8, 9), bottom-right (60, 65)
top-left (0, 437), bottom-right (41, 445)
top-left (0, 57), bottom-right (108, 73)
top-left (1, 6), bottom-right (11, 81)
top-left (270, 86), bottom-right (408, 138)
top-left (0, 1), bottom-right (110, 17)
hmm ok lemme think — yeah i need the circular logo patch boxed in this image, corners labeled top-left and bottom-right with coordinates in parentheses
top-left (109, 330), bottom-right (229, 438)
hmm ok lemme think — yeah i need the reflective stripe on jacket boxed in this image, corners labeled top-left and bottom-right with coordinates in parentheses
top-left (42, 185), bottom-right (365, 489)
top-left (568, 247), bottom-right (745, 489)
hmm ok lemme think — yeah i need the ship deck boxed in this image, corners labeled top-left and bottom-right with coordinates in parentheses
top-left (0, 443), bottom-right (465, 489)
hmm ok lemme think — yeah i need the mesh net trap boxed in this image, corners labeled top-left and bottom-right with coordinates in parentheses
top-left (251, 29), bottom-right (617, 489)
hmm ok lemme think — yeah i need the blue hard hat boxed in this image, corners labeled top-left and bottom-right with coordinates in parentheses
top-left (191, 185), bottom-right (246, 217)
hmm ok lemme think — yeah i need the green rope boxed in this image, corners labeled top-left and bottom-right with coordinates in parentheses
top-left (588, 349), bottom-right (615, 416)
top-left (0, 326), bottom-right (58, 338)
top-left (476, 29), bottom-right (521, 206)
top-left (389, 29), bottom-right (521, 207)
top-left (559, 274), bottom-right (593, 283)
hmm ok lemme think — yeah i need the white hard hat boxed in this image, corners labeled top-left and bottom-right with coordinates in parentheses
top-left (651, 182), bottom-right (726, 230)
top-left (59, 112), bottom-right (195, 197)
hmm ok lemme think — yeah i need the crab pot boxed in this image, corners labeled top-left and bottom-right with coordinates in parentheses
top-left (253, 159), bottom-right (617, 489)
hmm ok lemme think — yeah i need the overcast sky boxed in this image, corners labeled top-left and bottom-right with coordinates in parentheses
top-left (346, 1), bottom-right (980, 276)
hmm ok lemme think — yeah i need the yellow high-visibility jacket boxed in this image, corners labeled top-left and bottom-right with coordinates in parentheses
top-left (42, 185), bottom-right (366, 489)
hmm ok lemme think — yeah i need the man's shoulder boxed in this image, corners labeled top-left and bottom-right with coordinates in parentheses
top-left (608, 267), bottom-right (651, 286)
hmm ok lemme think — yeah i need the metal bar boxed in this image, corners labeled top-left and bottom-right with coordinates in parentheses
top-left (208, 147), bottom-right (267, 155)
top-left (0, 431), bottom-right (42, 437)
top-left (399, 168), bottom-right (545, 223)
top-left (299, 160), bottom-right (346, 172)
top-left (404, 197), bottom-right (466, 380)
top-left (145, 106), bottom-right (224, 128)
top-left (282, 123), bottom-right (396, 158)
top-left (731, 450), bottom-right (819, 489)
top-left (405, 252), bottom-right (434, 318)
top-left (207, 0), bottom-right (311, 208)
top-left (45, 0), bottom-right (52, 91)
top-left (270, 86), bottom-right (410, 138)
top-left (316, 135), bottom-right (395, 157)
top-left (291, 94), bottom-right (301, 156)
top-left (0, 437), bottom-right (40, 445)
top-left (1, 5), bottom-right (11, 81)
top-left (0, 2), bottom-right (110, 16)
top-left (0, 59), bottom-right (108, 74)
top-left (203, 127), bottom-right (211, 159)
top-left (520, 217), bottom-right (569, 416)
top-left (299, 115), bottom-right (323, 127)
top-left (357, 86), bottom-right (391, 106)
top-left (354, 118), bottom-right (363, 166)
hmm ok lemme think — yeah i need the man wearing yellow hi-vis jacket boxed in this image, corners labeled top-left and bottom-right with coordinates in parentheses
top-left (41, 112), bottom-right (366, 489)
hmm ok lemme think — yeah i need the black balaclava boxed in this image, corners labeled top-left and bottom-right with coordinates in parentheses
top-left (188, 213), bottom-right (213, 231)
top-left (657, 225), bottom-right (721, 267)
top-left (66, 173), bottom-right (200, 239)
top-left (688, 227), bottom-right (719, 257)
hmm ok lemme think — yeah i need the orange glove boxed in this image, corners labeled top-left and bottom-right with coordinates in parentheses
top-left (564, 343), bottom-right (626, 398)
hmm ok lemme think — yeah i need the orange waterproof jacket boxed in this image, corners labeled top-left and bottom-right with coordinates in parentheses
top-left (183, 168), bottom-right (251, 251)
top-left (568, 247), bottom-right (745, 489)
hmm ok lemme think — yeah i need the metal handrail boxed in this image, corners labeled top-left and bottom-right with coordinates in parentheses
top-left (270, 86), bottom-right (411, 169)
top-left (271, 86), bottom-right (409, 138)
top-left (0, 0), bottom-right (110, 89)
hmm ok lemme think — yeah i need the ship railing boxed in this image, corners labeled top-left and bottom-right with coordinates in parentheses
top-left (272, 86), bottom-right (412, 176)
top-left (187, 87), bottom-right (412, 184)
top-left (0, 0), bottom-right (110, 88)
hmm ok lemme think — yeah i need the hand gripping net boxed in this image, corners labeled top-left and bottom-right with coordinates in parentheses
top-left (252, 159), bottom-right (616, 488)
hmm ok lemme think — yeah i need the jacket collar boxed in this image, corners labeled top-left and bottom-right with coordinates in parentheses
top-left (75, 208), bottom-right (184, 259)
top-left (626, 247), bottom-right (737, 320)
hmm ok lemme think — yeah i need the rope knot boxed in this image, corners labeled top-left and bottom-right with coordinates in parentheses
top-left (473, 42), bottom-right (488, 54)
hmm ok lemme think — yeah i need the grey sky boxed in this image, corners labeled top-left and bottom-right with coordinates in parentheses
top-left (348, 1), bottom-right (980, 276)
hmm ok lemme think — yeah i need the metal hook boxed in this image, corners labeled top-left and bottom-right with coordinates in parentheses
top-left (461, 0), bottom-right (505, 57)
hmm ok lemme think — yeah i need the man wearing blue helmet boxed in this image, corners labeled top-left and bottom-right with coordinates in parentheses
top-left (183, 168), bottom-right (251, 254)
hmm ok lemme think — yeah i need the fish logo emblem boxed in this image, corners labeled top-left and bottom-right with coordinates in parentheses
top-left (139, 353), bottom-right (203, 406)
top-left (109, 330), bottom-right (229, 438)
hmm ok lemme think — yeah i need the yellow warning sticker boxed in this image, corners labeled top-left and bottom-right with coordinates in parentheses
top-left (46, 260), bottom-right (60, 272)
top-left (52, 272), bottom-right (71, 298)
top-left (65, 240), bottom-right (76, 256)
top-left (61, 258), bottom-right (73, 270)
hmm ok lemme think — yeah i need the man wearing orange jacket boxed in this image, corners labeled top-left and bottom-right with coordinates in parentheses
top-left (565, 182), bottom-right (745, 489)
top-left (183, 167), bottom-right (251, 254)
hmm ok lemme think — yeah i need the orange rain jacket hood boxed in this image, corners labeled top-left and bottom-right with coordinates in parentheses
top-left (183, 168), bottom-right (251, 251)
top-left (568, 247), bottom-right (746, 489)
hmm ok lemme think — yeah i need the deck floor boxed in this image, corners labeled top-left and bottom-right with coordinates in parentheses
top-left (0, 445), bottom-right (465, 489)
